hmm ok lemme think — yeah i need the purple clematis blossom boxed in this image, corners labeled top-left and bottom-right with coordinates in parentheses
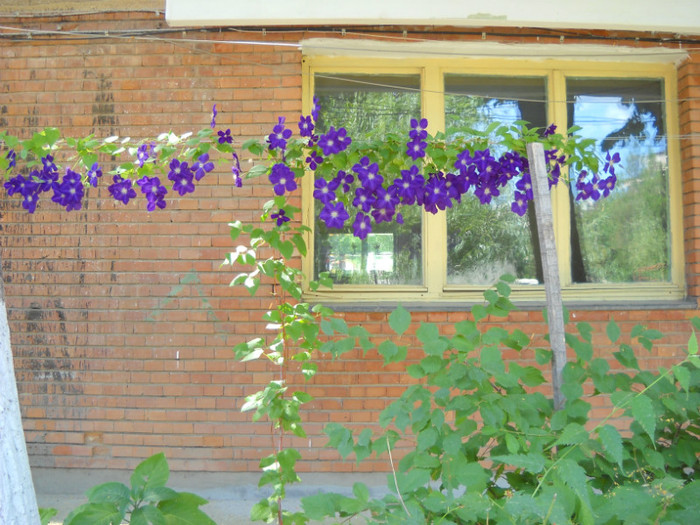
top-left (108, 175), bottom-right (137, 205)
top-left (352, 212), bottom-right (372, 240)
top-left (217, 128), bottom-right (233, 144)
top-left (511, 191), bottom-right (529, 216)
top-left (298, 115), bottom-right (315, 137)
top-left (210, 104), bottom-right (217, 129)
top-left (267, 116), bottom-right (293, 151)
top-left (409, 118), bottom-right (428, 140)
top-left (271, 208), bottom-right (291, 227)
top-left (313, 177), bottom-right (336, 205)
top-left (269, 163), bottom-right (297, 195)
top-left (319, 201), bottom-right (349, 229)
top-left (137, 175), bottom-right (168, 211)
top-left (193, 153), bottom-right (214, 181)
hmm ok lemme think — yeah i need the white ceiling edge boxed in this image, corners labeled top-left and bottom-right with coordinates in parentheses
top-left (166, 0), bottom-right (700, 36)
top-left (302, 39), bottom-right (689, 65)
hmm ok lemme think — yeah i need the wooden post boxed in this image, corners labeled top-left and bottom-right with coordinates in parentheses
top-left (526, 142), bottom-right (567, 411)
top-left (0, 259), bottom-right (41, 524)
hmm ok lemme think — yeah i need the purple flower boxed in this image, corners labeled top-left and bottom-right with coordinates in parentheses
top-left (511, 191), bottom-right (529, 216)
top-left (210, 104), bottom-right (218, 129)
top-left (444, 172), bottom-right (468, 203)
top-left (37, 155), bottom-right (59, 192)
top-left (136, 144), bottom-right (152, 167)
top-left (455, 149), bottom-right (473, 175)
top-left (108, 175), bottom-right (136, 205)
top-left (87, 162), bottom-right (103, 187)
top-left (319, 201), bottom-right (349, 229)
top-left (371, 207), bottom-right (395, 224)
top-left (51, 169), bottom-right (84, 212)
top-left (217, 129), bottom-right (233, 144)
top-left (409, 118), bottom-right (428, 140)
top-left (192, 153), bottom-right (214, 181)
top-left (313, 178), bottom-right (336, 205)
top-left (298, 115), bottom-right (315, 138)
top-left (603, 151), bottom-right (621, 176)
top-left (5, 149), bottom-right (16, 170)
top-left (406, 135), bottom-right (427, 160)
top-left (269, 163), bottom-right (297, 195)
top-left (352, 186), bottom-right (376, 213)
top-left (271, 208), bottom-right (290, 227)
top-left (318, 126), bottom-right (351, 156)
top-left (168, 159), bottom-right (195, 196)
top-left (600, 175), bottom-right (616, 198)
top-left (352, 212), bottom-right (372, 240)
top-left (334, 170), bottom-right (354, 193)
top-left (352, 157), bottom-right (382, 191)
top-left (423, 173), bottom-right (451, 213)
top-left (543, 124), bottom-right (557, 137)
top-left (22, 192), bottom-right (39, 213)
top-left (474, 179), bottom-right (499, 205)
top-left (4, 174), bottom-right (36, 197)
top-left (516, 173), bottom-right (533, 200)
top-left (306, 151), bottom-right (323, 170)
top-left (501, 151), bottom-right (526, 178)
top-left (231, 153), bottom-right (242, 187)
top-left (373, 186), bottom-right (399, 211)
top-left (137, 175), bottom-right (168, 211)
top-left (391, 166), bottom-right (424, 206)
top-left (267, 116), bottom-right (293, 151)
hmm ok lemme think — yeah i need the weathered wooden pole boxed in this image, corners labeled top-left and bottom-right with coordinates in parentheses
top-left (0, 256), bottom-right (41, 524)
top-left (526, 142), bottom-right (567, 411)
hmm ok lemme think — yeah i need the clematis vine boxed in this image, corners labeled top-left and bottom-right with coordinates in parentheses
top-left (2, 101), bottom-right (618, 240)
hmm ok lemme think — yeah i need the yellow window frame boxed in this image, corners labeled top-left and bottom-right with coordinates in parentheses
top-left (301, 55), bottom-right (685, 304)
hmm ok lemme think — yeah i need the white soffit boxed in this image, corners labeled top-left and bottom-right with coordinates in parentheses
top-left (166, 0), bottom-right (700, 36)
top-left (302, 39), bottom-right (689, 64)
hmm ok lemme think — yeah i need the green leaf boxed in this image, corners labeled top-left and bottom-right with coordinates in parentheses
top-left (630, 394), bottom-right (656, 441)
top-left (63, 503), bottom-right (123, 525)
top-left (352, 482), bottom-right (370, 502)
top-left (388, 305), bottom-right (411, 336)
top-left (555, 423), bottom-right (588, 446)
top-left (480, 346), bottom-right (505, 375)
top-left (249, 499), bottom-right (274, 521)
top-left (158, 492), bottom-right (215, 525)
top-left (471, 303), bottom-right (487, 322)
top-left (606, 319), bottom-right (621, 343)
top-left (535, 348), bottom-right (552, 365)
top-left (395, 468), bottom-right (431, 494)
top-left (598, 424), bottom-right (623, 467)
top-left (688, 331), bottom-right (698, 355)
top-left (491, 453), bottom-right (546, 473)
top-left (86, 482), bottom-right (131, 514)
top-left (131, 505), bottom-right (166, 525)
top-left (673, 364), bottom-right (691, 392)
top-left (301, 492), bottom-right (338, 520)
top-left (416, 426), bottom-right (438, 451)
top-left (377, 340), bottom-right (400, 363)
top-left (131, 453), bottom-right (170, 496)
top-left (39, 508), bottom-right (58, 525)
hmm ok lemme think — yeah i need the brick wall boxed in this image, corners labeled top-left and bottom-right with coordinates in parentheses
top-left (0, 11), bottom-right (698, 472)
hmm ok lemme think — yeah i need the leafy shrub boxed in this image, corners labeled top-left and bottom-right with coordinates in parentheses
top-left (63, 453), bottom-right (215, 525)
top-left (303, 276), bottom-right (699, 524)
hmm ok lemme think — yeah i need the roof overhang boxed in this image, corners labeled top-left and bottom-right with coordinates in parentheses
top-left (165, 0), bottom-right (700, 36)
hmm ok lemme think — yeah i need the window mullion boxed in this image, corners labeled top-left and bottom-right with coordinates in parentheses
top-left (422, 64), bottom-right (446, 297)
top-left (550, 69), bottom-right (572, 287)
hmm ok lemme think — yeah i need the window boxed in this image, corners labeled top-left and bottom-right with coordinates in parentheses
top-left (302, 56), bottom-right (684, 303)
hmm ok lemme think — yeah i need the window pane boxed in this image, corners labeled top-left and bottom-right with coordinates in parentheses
top-left (313, 74), bottom-right (422, 285)
top-left (444, 75), bottom-right (547, 285)
top-left (567, 78), bottom-right (670, 283)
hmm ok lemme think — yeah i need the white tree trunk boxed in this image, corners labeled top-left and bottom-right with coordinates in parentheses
top-left (0, 265), bottom-right (40, 524)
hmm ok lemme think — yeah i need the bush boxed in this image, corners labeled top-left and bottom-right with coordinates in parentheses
top-left (303, 277), bottom-right (699, 524)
